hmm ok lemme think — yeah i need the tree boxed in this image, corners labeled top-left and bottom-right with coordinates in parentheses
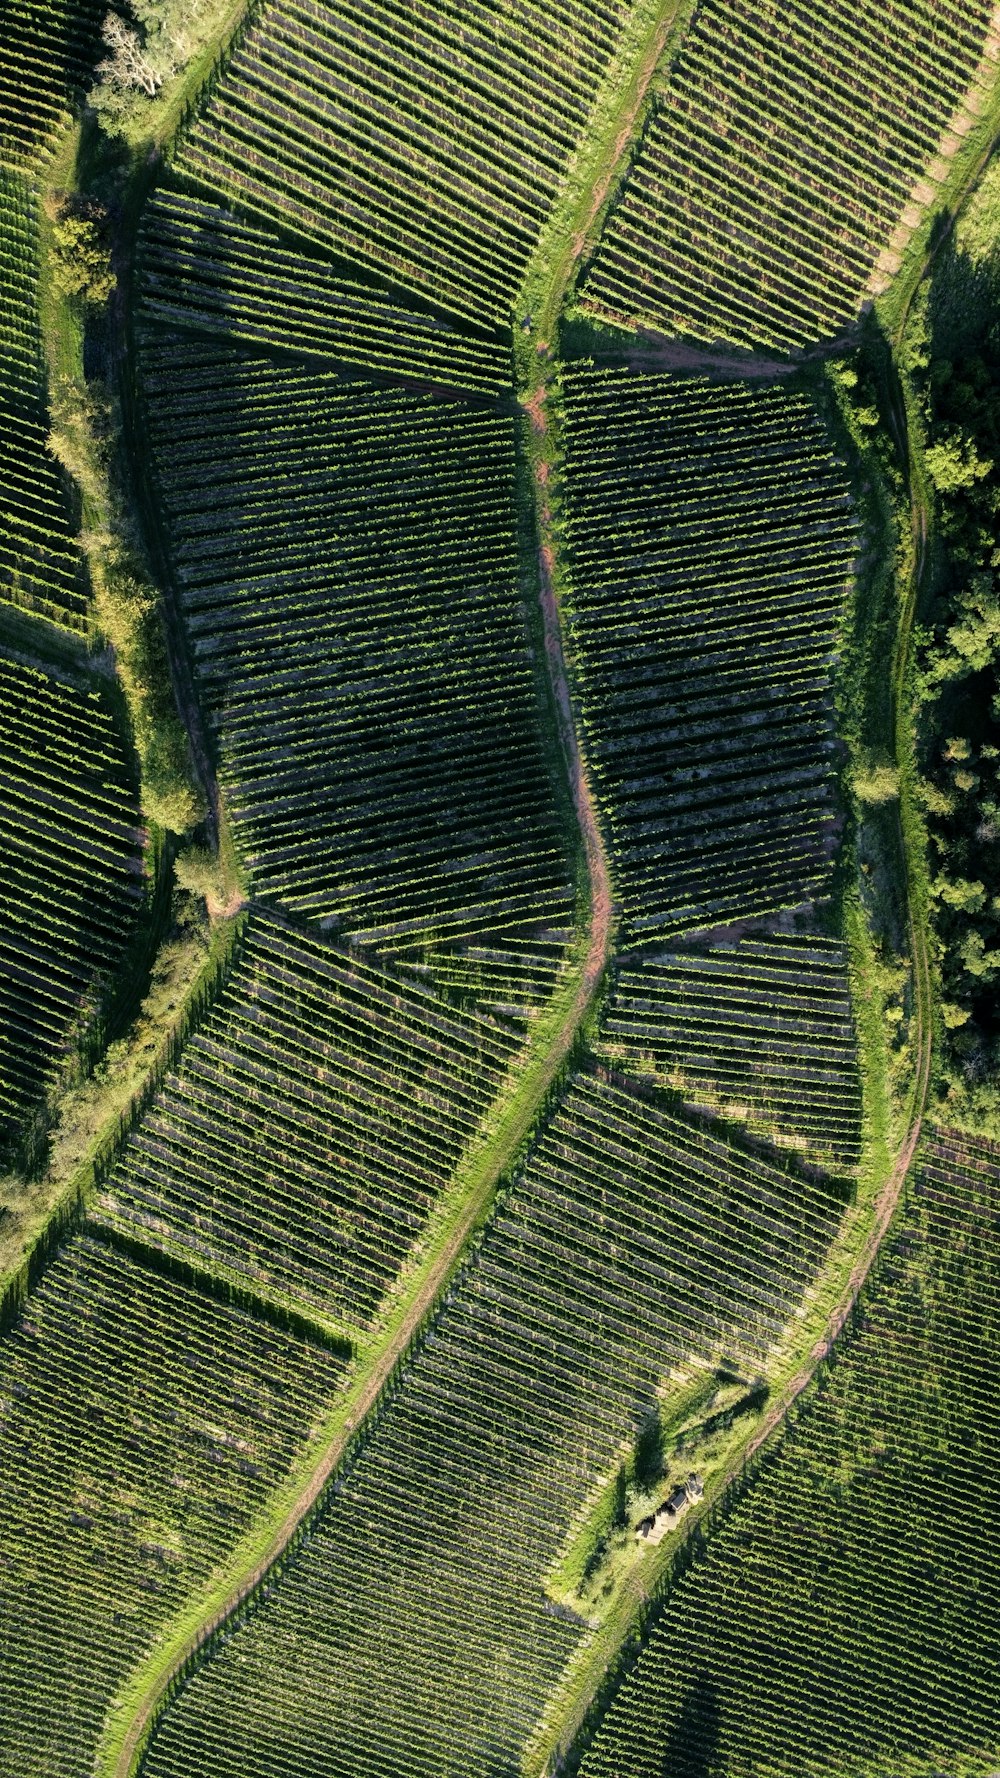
top-left (46, 198), bottom-right (115, 305)
top-left (97, 11), bottom-right (161, 95)
top-left (925, 430), bottom-right (993, 494)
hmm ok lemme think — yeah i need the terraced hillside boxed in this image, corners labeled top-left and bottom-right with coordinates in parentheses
top-left (136, 1070), bottom-right (844, 1778)
top-left (138, 333), bottom-right (577, 1016)
top-left (96, 907), bottom-right (523, 1335)
top-left (0, 646), bottom-right (145, 1154)
top-left (559, 368), bottom-right (855, 938)
top-left (0, 170), bottom-right (86, 630)
top-left (577, 1131), bottom-right (1000, 1778)
top-left (0, 1230), bottom-right (348, 1778)
top-left (583, 0), bottom-right (998, 349)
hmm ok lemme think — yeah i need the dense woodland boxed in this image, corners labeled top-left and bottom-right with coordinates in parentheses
top-left (911, 166), bottom-right (1000, 1129)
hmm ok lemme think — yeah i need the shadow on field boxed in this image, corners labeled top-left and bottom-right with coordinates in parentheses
top-left (660, 1670), bottom-right (722, 1778)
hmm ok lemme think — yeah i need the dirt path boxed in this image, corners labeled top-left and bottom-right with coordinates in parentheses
top-left (106, 285), bottom-right (619, 1778)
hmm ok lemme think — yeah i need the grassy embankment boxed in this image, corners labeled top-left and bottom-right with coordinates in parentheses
top-left (0, 17), bottom-right (256, 1315)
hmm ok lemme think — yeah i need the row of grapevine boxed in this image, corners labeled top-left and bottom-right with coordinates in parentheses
top-left (577, 1129), bottom-right (1000, 1777)
top-left (582, 0), bottom-right (996, 352)
top-left (559, 367), bottom-right (855, 938)
top-left (170, 0), bottom-right (631, 326)
top-left (0, 170), bottom-right (87, 630)
top-left (0, 645), bottom-right (145, 1154)
top-left (96, 906), bottom-right (522, 1334)
top-left (597, 928), bottom-right (862, 1172)
top-left (138, 182), bottom-right (512, 396)
top-left (0, 1229), bottom-right (348, 1778)
top-left (0, 0), bottom-right (104, 168)
top-left (137, 333), bottom-right (577, 1015)
top-left (138, 1069), bottom-right (844, 1778)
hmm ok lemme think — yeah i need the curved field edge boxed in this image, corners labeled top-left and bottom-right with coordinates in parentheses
top-left (44, 8), bottom-right (990, 1778)
top-left (531, 127), bottom-right (1000, 1778)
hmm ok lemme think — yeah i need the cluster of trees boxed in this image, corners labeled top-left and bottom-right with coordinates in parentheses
top-left (48, 377), bottom-right (204, 834)
top-left (89, 0), bottom-right (215, 135)
top-left (907, 224), bottom-right (1000, 1129)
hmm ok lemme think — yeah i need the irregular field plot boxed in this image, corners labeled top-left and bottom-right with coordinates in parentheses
top-left (138, 183), bottom-right (512, 396)
top-left (138, 335), bottom-right (575, 1009)
top-left (584, 0), bottom-right (996, 350)
top-left (171, 0), bottom-right (631, 324)
top-left (598, 927), bottom-right (862, 1172)
top-left (578, 1130), bottom-right (1000, 1778)
top-left (0, 647), bottom-right (145, 1152)
top-left (139, 1072), bottom-right (841, 1778)
top-left (0, 171), bottom-right (86, 630)
top-left (560, 368), bottom-right (855, 937)
top-left (0, 1230), bottom-right (347, 1778)
top-left (97, 907), bottom-right (521, 1332)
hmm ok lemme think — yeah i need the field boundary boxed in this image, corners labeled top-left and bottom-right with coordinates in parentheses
top-left (526, 91), bottom-right (1000, 1778)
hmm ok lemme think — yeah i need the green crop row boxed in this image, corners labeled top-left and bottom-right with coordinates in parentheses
top-left (0, 644), bottom-right (146, 1153)
top-left (139, 181), bottom-right (513, 396)
top-left (0, 0), bottom-right (104, 169)
top-left (0, 170), bottom-right (87, 631)
top-left (96, 904), bottom-right (524, 1334)
top-left (0, 1228), bottom-right (347, 1778)
top-left (134, 1067), bottom-right (844, 1778)
top-left (136, 332), bottom-right (577, 1016)
top-left (597, 925), bottom-right (863, 1172)
top-left (169, 0), bottom-right (633, 327)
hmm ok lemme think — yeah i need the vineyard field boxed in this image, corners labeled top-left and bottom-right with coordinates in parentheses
top-left (138, 183), bottom-right (512, 396)
top-left (0, 170), bottom-right (87, 631)
top-left (0, 645), bottom-right (145, 1154)
top-left (138, 333), bottom-right (576, 1013)
top-left (560, 367), bottom-right (856, 938)
top-left (597, 928), bottom-right (862, 1172)
top-left (0, 0), bottom-right (104, 168)
top-left (3, 0), bottom-right (994, 1770)
top-left (578, 1131), bottom-right (1000, 1778)
top-left (0, 1229), bottom-right (347, 1778)
top-left (137, 1070), bottom-right (843, 1778)
top-left (96, 906), bottom-right (522, 1333)
top-left (169, 0), bottom-right (633, 326)
top-left (583, 0), bottom-right (998, 350)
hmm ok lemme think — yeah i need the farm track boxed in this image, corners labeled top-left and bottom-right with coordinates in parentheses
top-left (105, 623), bottom-right (615, 1778)
top-left (98, 3), bottom-right (998, 1773)
top-left (104, 141), bottom-right (625, 1778)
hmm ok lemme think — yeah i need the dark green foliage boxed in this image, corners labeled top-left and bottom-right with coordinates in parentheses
top-left (909, 175), bottom-right (1000, 1128)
